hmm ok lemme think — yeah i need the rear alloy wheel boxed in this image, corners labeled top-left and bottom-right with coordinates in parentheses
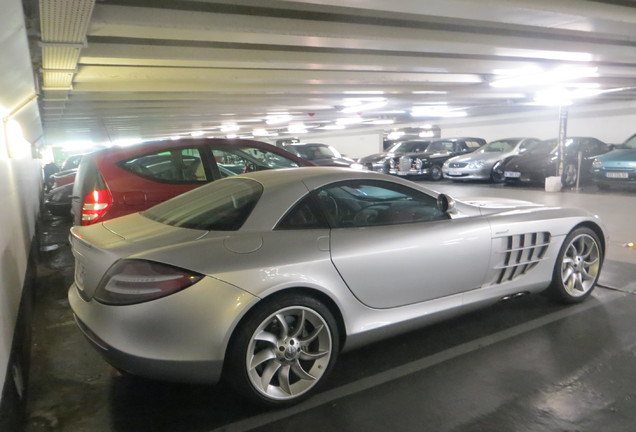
top-left (561, 163), bottom-right (578, 187)
top-left (226, 295), bottom-right (338, 406)
top-left (548, 227), bottom-right (602, 303)
top-left (429, 165), bottom-right (443, 181)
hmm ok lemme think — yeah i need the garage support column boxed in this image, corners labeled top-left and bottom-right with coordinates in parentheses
top-left (557, 105), bottom-right (568, 177)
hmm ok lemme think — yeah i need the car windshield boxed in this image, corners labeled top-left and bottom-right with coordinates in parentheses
top-left (142, 177), bottom-right (263, 231)
top-left (623, 134), bottom-right (636, 149)
top-left (424, 141), bottom-right (453, 154)
top-left (479, 140), bottom-right (517, 153)
top-left (526, 139), bottom-right (567, 155)
top-left (291, 145), bottom-right (339, 160)
top-left (387, 141), bottom-right (427, 153)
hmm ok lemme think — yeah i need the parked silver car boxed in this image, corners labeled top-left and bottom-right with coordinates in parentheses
top-left (68, 167), bottom-right (605, 407)
top-left (443, 137), bottom-right (542, 182)
top-left (397, 137), bottom-right (486, 180)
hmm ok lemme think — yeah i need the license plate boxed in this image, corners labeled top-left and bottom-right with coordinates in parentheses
top-left (447, 169), bottom-right (461, 176)
top-left (504, 171), bottom-right (521, 178)
top-left (75, 260), bottom-right (86, 289)
top-left (606, 172), bottom-right (628, 179)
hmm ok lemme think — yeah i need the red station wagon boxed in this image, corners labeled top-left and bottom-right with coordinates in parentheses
top-left (71, 138), bottom-right (313, 226)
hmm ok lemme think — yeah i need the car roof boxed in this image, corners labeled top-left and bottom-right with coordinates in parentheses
top-left (236, 167), bottom-right (438, 230)
top-left (81, 137), bottom-right (312, 166)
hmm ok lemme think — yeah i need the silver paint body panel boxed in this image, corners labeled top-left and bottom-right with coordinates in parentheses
top-left (68, 167), bottom-right (606, 383)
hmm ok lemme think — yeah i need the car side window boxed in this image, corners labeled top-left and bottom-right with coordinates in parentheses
top-left (276, 195), bottom-right (330, 230)
top-left (119, 148), bottom-right (209, 183)
top-left (314, 180), bottom-right (448, 228)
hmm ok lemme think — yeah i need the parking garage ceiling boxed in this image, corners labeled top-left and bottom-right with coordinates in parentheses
top-left (22, 0), bottom-right (636, 146)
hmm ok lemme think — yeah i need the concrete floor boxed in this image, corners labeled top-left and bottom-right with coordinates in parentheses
top-left (24, 181), bottom-right (636, 432)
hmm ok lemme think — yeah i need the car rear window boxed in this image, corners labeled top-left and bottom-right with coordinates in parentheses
top-left (141, 177), bottom-right (263, 231)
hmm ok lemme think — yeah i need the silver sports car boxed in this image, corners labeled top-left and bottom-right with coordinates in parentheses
top-left (68, 167), bottom-right (605, 406)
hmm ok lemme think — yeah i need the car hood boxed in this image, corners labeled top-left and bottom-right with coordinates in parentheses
top-left (358, 152), bottom-right (391, 163)
top-left (595, 149), bottom-right (636, 164)
top-left (449, 151), bottom-right (505, 164)
top-left (311, 157), bottom-right (355, 167)
top-left (456, 197), bottom-right (543, 216)
top-left (504, 153), bottom-right (554, 170)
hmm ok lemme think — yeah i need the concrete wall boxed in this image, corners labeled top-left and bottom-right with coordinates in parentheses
top-left (0, 0), bottom-right (43, 427)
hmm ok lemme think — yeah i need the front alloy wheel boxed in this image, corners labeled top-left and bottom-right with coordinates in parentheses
top-left (548, 227), bottom-right (602, 303)
top-left (226, 295), bottom-right (338, 406)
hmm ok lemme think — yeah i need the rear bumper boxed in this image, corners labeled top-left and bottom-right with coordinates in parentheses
top-left (68, 278), bottom-right (259, 384)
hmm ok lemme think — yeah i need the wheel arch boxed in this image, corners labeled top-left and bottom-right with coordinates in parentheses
top-left (226, 287), bottom-right (348, 357)
top-left (570, 221), bottom-right (606, 256)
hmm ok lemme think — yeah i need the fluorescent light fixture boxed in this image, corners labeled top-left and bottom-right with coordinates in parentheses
top-left (252, 128), bottom-right (270, 136)
top-left (533, 88), bottom-right (572, 106)
top-left (411, 91), bottom-right (447, 95)
top-left (288, 123), bottom-right (308, 133)
top-left (113, 138), bottom-right (143, 147)
top-left (336, 117), bottom-right (364, 125)
top-left (343, 91), bottom-right (385, 95)
top-left (321, 124), bottom-right (346, 130)
top-left (266, 114), bottom-right (292, 125)
top-left (370, 119), bottom-right (395, 125)
top-left (410, 106), bottom-right (467, 118)
top-left (490, 66), bottom-right (598, 88)
top-left (419, 131), bottom-right (436, 138)
top-left (190, 131), bottom-right (205, 137)
top-left (226, 134), bottom-right (238, 139)
top-left (387, 131), bottom-right (405, 140)
top-left (221, 124), bottom-right (240, 132)
top-left (341, 100), bottom-right (388, 113)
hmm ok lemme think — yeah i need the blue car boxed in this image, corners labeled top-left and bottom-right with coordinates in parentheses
top-left (592, 134), bottom-right (636, 188)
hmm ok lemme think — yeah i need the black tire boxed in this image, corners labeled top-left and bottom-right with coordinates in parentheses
top-left (561, 163), bottom-right (578, 188)
top-left (490, 161), bottom-right (505, 183)
top-left (547, 227), bottom-right (603, 304)
top-left (429, 165), bottom-right (443, 181)
top-left (225, 294), bottom-right (339, 407)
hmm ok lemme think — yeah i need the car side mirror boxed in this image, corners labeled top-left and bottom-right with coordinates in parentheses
top-left (437, 193), bottom-right (456, 215)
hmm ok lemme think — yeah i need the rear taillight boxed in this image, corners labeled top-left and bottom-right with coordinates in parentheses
top-left (81, 189), bottom-right (112, 225)
top-left (95, 260), bottom-right (203, 305)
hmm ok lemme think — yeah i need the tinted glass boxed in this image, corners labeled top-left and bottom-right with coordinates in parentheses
top-left (315, 180), bottom-right (447, 228)
top-left (277, 195), bottom-right (329, 230)
top-left (120, 148), bottom-right (209, 182)
top-left (425, 141), bottom-right (453, 154)
top-left (480, 140), bottom-right (516, 153)
top-left (142, 178), bottom-right (263, 231)
top-left (625, 134), bottom-right (636, 149)
top-left (212, 146), bottom-right (300, 177)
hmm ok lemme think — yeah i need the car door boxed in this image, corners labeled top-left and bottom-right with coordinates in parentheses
top-left (315, 180), bottom-right (492, 309)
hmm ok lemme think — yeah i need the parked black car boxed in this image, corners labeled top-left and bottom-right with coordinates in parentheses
top-left (282, 143), bottom-right (355, 167)
top-left (355, 140), bottom-right (431, 173)
top-left (44, 182), bottom-right (74, 218)
top-left (502, 137), bottom-right (610, 187)
top-left (396, 137), bottom-right (486, 180)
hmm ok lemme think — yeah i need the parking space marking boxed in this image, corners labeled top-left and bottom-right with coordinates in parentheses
top-left (210, 288), bottom-right (625, 432)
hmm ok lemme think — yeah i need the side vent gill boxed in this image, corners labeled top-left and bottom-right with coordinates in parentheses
top-left (495, 232), bottom-right (551, 284)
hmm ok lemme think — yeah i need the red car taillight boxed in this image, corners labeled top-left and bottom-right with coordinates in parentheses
top-left (81, 189), bottom-right (113, 225)
top-left (95, 260), bottom-right (203, 305)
